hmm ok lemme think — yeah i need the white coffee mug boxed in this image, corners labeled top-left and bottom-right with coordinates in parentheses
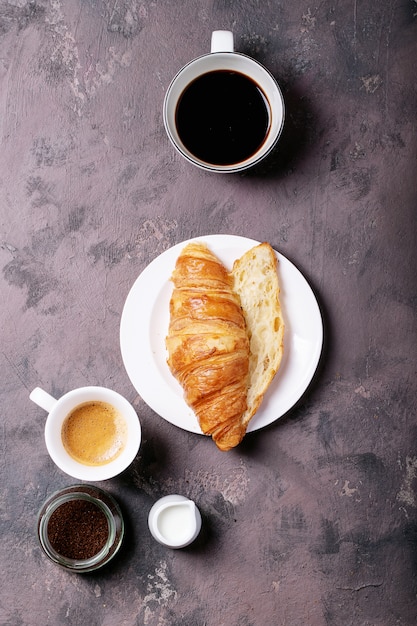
top-left (163, 30), bottom-right (285, 173)
top-left (30, 386), bottom-right (141, 481)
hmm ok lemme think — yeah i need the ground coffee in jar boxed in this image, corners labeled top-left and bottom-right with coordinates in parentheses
top-left (47, 498), bottom-right (108, 560)
top-left (37, 484), bottom-right (124, 572)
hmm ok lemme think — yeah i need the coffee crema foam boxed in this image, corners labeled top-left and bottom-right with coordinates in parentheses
top-left (61, 401), bottom-right (127, 466)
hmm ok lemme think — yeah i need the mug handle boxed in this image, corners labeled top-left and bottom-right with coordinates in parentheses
top-left (30, 387), bottom-right (58, 413)
top-left (211, 30), bottom-right (234, 53)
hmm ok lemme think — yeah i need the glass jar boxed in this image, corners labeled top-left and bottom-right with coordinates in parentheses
top-left (37, 484), bottom-right (124, 573)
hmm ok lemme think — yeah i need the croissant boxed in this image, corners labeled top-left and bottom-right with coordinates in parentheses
top-left (166, 242), bottom-right (250, 451)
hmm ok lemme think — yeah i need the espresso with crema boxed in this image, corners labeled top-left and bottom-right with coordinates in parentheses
top-left (62, 401), bottom-right (127, 466)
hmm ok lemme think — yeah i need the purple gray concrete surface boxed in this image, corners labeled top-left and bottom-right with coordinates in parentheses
top-left (1, 1), bottom-right (416, 625)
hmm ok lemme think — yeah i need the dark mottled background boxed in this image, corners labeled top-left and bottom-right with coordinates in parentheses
top-left (1, 1), bottom-right (416, 625)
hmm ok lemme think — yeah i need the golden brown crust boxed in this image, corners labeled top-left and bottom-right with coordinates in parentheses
top-left (166, 242), bottom-right (250, 451)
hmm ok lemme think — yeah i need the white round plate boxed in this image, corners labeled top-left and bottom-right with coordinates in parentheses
top-left (120, 235), bottom-right (323, 435)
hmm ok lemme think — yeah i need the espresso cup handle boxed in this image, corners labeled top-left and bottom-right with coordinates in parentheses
top-left (211, 30), bottom-right (234, 53)
top-left (30, 387), bottom-right (58, 413)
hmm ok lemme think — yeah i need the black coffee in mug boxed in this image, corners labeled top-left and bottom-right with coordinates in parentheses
top-left (175, 70), bottom-right (271, 166)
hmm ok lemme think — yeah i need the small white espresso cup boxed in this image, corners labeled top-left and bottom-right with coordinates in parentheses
top-left (163, 30), bottom-right (285, 173)
top-left (30, 386), bottom-right (141, 481)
